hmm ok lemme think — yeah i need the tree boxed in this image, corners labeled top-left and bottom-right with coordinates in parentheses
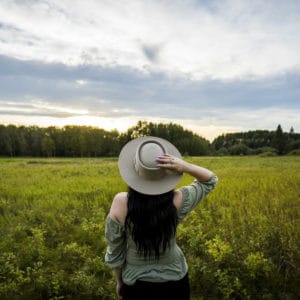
top-left (29, 126), bottom-right (43, 156)
top-left (41, 135), bottom-right (55, 157)
top-left (228, 143), bottom-right (252, 155)
top-left (272, 124), bottom-right (288, 155)
top-left (3, 125), bottom-right (18, 156)
top-left (130, 121), bottom-right (150, 139)
top-left (123, 121), bottom-right (211, 155)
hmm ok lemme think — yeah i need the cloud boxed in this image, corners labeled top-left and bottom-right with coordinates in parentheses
top-left (142, 44), bottom-right (161, 63)
top-left (1, 0), bottom-right (300, 79)
top-left (0, 100), bottom-right (89, 118)
top-left (0, 54), bottom-right (300, 139)
top-left (1, 54), bottom-right (300, 112)
top-left (1, 1), bottom-right (300, 139)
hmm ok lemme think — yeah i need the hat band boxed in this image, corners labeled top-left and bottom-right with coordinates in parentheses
top-left (134, 159), bottom-right (165, 180)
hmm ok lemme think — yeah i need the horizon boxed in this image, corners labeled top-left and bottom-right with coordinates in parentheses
top-left (1, 1), bottom-right (300, 141)
top-left (1, 120), bottom-right (297, 143)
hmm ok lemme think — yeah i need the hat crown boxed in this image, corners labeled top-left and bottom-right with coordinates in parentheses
top-left (139, 142), bottom-right (164, 169)
top-left (135, 140), bottom-right (166, 180)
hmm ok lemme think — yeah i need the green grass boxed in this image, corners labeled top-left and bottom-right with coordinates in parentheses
top-left (0, 157), bottom-right (299, 299)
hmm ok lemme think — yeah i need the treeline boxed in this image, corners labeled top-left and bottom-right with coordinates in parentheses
top-left (213, 125), bottom-right (300, 156)
top-left (0, 122), bottom-right (299, 157)
top-left (0, 121), bottom-right (210, 157)
top-left (0, 124), bottom-right (120, 157)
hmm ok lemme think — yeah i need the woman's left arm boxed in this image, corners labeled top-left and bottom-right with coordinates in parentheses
top-left (114, 267), bottom-right (124, 299)
top-left (105, 193), bottom-right (128, 299)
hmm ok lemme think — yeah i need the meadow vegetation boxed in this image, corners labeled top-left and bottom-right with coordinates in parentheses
top-left (0, 157), bottom-right (299, 299)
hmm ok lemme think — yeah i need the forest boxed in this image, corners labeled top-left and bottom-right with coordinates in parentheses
top-left (0, 121), bottom-right (299, 157)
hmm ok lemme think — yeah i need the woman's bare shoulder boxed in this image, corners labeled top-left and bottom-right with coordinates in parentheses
top-left (109, 192), bottom-right (128, 225)
top-left (173, 189), bottom-right (183, 211)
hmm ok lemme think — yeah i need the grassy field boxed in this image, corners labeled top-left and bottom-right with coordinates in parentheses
top-left (0, 156), bottom-right (299, 299)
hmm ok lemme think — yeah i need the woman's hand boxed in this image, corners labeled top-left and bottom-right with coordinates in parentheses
top-left (157, 154), bottom-right (214, 182)
top-left (116, 281), bottom-right (124, 300)
top-left (156, 154), bottom-right (187, 174)
top-left (113, 267), bottom-right (124, 299)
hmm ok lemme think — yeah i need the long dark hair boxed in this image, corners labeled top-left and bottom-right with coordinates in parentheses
top-left (125, 187), bottom-right (178, 260)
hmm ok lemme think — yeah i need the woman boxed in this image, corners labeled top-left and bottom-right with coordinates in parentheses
top-left (105, 136), bottom-right (218, 300)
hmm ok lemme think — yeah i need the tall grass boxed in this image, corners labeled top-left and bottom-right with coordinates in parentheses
top-left (0, 157), bottom-right (299, 299)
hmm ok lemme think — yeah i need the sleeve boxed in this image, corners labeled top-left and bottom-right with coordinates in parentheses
top-left (104, 215), bottom-right (127, 268)
top-left (178, 174), bottom-right (218, 221)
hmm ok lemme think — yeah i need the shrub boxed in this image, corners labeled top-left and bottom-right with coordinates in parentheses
top-left (216, 147), bottom-right (229, 156)
top-left (256, 146), bottom-right (277, 154)
top-left (228, 143), bottom-right (253, 155)
top-left (259, 151), bottom-right (277, 157)
top-left (287, 149), bottom-right (300, 156)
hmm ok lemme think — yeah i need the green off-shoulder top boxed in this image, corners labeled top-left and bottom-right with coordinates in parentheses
top-left (105, 175), bottom-right (218, 285)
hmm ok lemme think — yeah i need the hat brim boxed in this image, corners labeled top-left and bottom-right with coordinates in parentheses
top-left (118, 136), bottom-right (183, 195)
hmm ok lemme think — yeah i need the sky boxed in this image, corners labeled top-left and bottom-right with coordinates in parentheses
top-left (0, 0), bottom-right (300, 141)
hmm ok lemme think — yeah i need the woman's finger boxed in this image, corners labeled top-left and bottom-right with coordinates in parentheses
top-left (157, 162), bottom-right (175, 169)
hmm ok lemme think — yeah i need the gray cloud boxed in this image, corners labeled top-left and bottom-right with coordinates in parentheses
top-left (0, 54), bottom-right (299, 131)
top-left (142, 44), bottom-right (161, 63)
top-left (0, 22), bottom-right (21, 32)
top-left (0, 109), bottom-right (74, 118)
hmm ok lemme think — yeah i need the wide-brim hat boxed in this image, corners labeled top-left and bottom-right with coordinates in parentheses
top-left (118, 136), bottom-right (182, 195)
